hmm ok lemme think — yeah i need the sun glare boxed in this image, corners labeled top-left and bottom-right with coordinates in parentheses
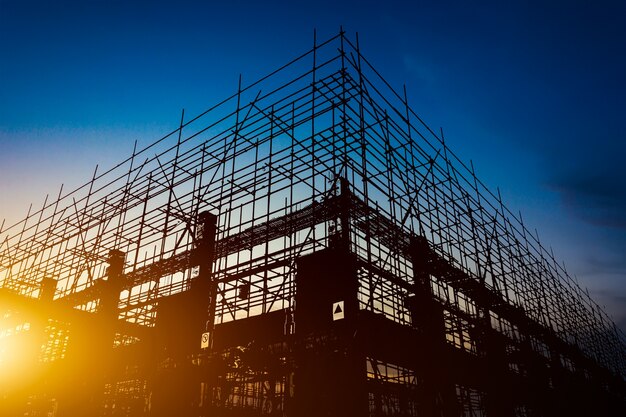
top-left (0, 320), bottom-right (39, 391)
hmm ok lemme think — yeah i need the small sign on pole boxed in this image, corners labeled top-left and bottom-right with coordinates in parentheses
top-left (332, 301), bottom-right (345, 321)
top-left (201, 332), bottom-right (210, 349)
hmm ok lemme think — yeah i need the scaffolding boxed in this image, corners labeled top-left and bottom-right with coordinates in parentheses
top-left (1, 30), bottom-right (624, 417)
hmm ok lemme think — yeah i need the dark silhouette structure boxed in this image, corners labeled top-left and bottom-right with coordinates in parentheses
top-left (1, 31), bottom-right (624, 416)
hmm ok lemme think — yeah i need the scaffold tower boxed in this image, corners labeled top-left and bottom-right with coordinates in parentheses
top-left (1, 30), bottom-right (624, 417)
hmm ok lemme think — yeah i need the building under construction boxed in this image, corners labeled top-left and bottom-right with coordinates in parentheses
top-left (1, 31), bottom-right (625, 417)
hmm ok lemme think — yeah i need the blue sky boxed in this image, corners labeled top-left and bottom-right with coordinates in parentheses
top-left (1, 0), bottom-right (625, 331)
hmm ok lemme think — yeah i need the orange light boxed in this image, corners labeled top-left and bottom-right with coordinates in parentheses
top-left (0, 324), bottom-right (40, 392)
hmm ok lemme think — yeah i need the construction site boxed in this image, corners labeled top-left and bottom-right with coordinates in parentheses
top-left (1, 31), bottom-right (625, 417)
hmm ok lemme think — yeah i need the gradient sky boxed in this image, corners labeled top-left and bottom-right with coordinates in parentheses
top-left (1, 0), bottom-right (625, 332)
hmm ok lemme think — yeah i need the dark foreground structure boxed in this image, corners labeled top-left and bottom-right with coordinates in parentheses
top-left (1, 31), bottom-right (625, 417)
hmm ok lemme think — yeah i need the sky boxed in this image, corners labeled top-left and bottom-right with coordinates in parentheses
top-left (1, 0), bottom-right (625, 332)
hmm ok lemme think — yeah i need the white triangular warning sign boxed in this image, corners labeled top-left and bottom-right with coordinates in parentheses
top-left (332, 301), bottom-right (345, 321)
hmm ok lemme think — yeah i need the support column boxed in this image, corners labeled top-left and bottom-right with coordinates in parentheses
top-left (100, 249), bottom-right (126, 322)
top-left (58, 250), bottom-right (125, 417)
top-left (480, 329), bottom-right (515, 417)
top-left (193, 211), bottom-right (218, 346)
top-left (406, 235), bottom-right (457, 417)
top-left (151, 211), bottom-right (216, 417)
top-left (294, 247), bottom-right (365, 417)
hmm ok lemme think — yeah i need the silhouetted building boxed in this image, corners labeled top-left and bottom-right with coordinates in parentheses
top-left (1, 31), bottom-right (624, 417)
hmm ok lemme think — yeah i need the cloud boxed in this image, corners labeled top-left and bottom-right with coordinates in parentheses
top-left (550, 181), bottom-right (626, 230)
top-left (589, 289), bottom-right (626, 334)
top-left (545, 139), bottom-right (626, 230)
top-left (542, 139), bottom-right (626, 336)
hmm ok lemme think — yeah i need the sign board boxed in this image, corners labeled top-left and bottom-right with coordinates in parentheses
top-left (201, 332), bottom-right (210, 349)
top-left (332, 301), bottom-right (345, 321)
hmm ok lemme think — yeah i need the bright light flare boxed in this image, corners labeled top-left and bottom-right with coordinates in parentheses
top-left (0, 324), bottom-right (41, 392)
